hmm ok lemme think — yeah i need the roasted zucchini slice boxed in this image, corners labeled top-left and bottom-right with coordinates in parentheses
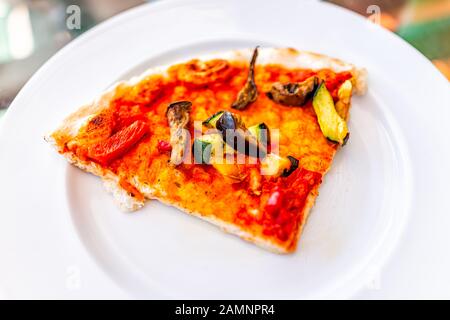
top-left (248, 122), bottom-right (270, 147)
top-left (202, 111), bottom-right (224, 128)
top-left (312, 81), bottom-right (349, 145)
top-left (192, 133), bottom-right (223, 164)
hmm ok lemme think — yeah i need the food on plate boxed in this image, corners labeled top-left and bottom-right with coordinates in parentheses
top-left (266, 76), bottom-right (318, 106)
top-left (46, 47), bottom-right (367, 253)
top-left (166, 100), bottom-right (192, 165)
top-left (312, 81), bottom-right (349, 145)
top-left (231, 47), bottom-right (259, 110)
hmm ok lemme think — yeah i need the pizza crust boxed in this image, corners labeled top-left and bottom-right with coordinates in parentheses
top-left (46, 47), bottom-right (367, 253)
top-left (196, 48), bottom-right (367, 95)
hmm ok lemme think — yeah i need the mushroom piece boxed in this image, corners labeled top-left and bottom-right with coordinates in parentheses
top-left (166, 100), bottom-right (192, 165)
top-left (231, 47), bottom-right (259, 110)
top-left (176, 59), bottom-right (232, 86)
top-left (215, 111), bottom-right (267, 159)
top-left (266, 76), bottom-right (318, 106)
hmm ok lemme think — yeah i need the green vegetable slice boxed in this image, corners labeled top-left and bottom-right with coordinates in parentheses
top-left (312, 81), bottom-right (349, 145)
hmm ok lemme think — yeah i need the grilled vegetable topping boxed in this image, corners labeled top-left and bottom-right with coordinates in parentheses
top-left (216, 111), bottom-right (267, 158)
top-left (260, 153), bottom-right (299, 177)
top-left (87, 120), bottom-right (147, 165)
top-left (266, 76), bottom-right (318, 106)
top-left (192, 133), bottom-right (223, 164)
top-left (335, 80), bottom-right (353, 119)
top-left (202, 110), bottom-right (224, 128)
top-left (260, 153), bottom-right (291, 176)
top-left (157, 140), bottom-right (172, 153)
top-left (166, 100), bottom-right (192, 165)
top-left (231, 46), bottom-right (259, 110)
top-left (248, 122), bottom-right (270, 147)
top-left (281, 156), bottom-right (299, 177)
top-left (312, 81), bottom-right (349, 145)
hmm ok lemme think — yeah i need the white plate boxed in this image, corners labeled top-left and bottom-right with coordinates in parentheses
top-left (1, 0), bottom-right (450, 299)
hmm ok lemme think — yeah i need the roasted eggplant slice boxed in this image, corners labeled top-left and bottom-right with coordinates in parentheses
top-left (231, 47), bottom-right (259, 110)
top-left (202, 110), bottom-right (224, 128)
top-left (312, 81), bottom-right (348, 145)
top-left (248, 122), bottom-right (270, 147)
top-left (266, 76), bottom-right (318, 106)
top-left (216, 111), bottom-right (267, 158)
top-left (166, 100), bottom-right (192, 165)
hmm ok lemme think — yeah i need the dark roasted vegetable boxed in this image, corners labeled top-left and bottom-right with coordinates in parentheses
top-left (202, 110), bottom-right (224, 128)
top-left (266, 76), bottom-right (318, 106)
top-left (215, 111), bottom-right (267, 159)
top-left (166, 100), bottom-right (192, 165)
top-left (281, 155), bottom-right (299, 177)
top-left (231, 47), bottom-right (259, 110)
top-left (312, 81), bottom-right (348, 145)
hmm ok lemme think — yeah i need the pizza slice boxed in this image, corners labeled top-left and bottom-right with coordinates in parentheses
top-left (46, 47), bottom-right (367, 253)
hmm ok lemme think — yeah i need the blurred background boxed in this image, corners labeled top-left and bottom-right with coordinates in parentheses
top-left (0, 0), bottom-right (449, 120)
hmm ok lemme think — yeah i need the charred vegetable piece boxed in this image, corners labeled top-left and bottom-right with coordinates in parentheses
top-left (312, 82), bottom-right (349, 145)
top-left (216, 111), bottom-right (267, 159)
top-left (266, 76), bottom-right (318, 106)
top-left (202, 110), bottom-right (224, 128)
top-left (260, 153), bottom-right (299, 177)
top-left (281, 156), bottom-right (299, 177)
top-left (88, 120), bottom-right (147, 165)
top-left (192, 133), bottom-right (223, 164)
top-left (260, 153), bottom-right (291, 177)
top-left (248, 122), bottom-right (270, 147)
top-left (231, 46), bottom-right (259, 110)
top-left (166, 100), bottom-right (192, 165)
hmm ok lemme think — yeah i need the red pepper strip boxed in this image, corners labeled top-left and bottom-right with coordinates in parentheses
top-left (157, 140), bottom-right (172, 153)
top-left (265, 186), bottom-right (283, 217)
top-left (88, 120), bottom-right (148, 165)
